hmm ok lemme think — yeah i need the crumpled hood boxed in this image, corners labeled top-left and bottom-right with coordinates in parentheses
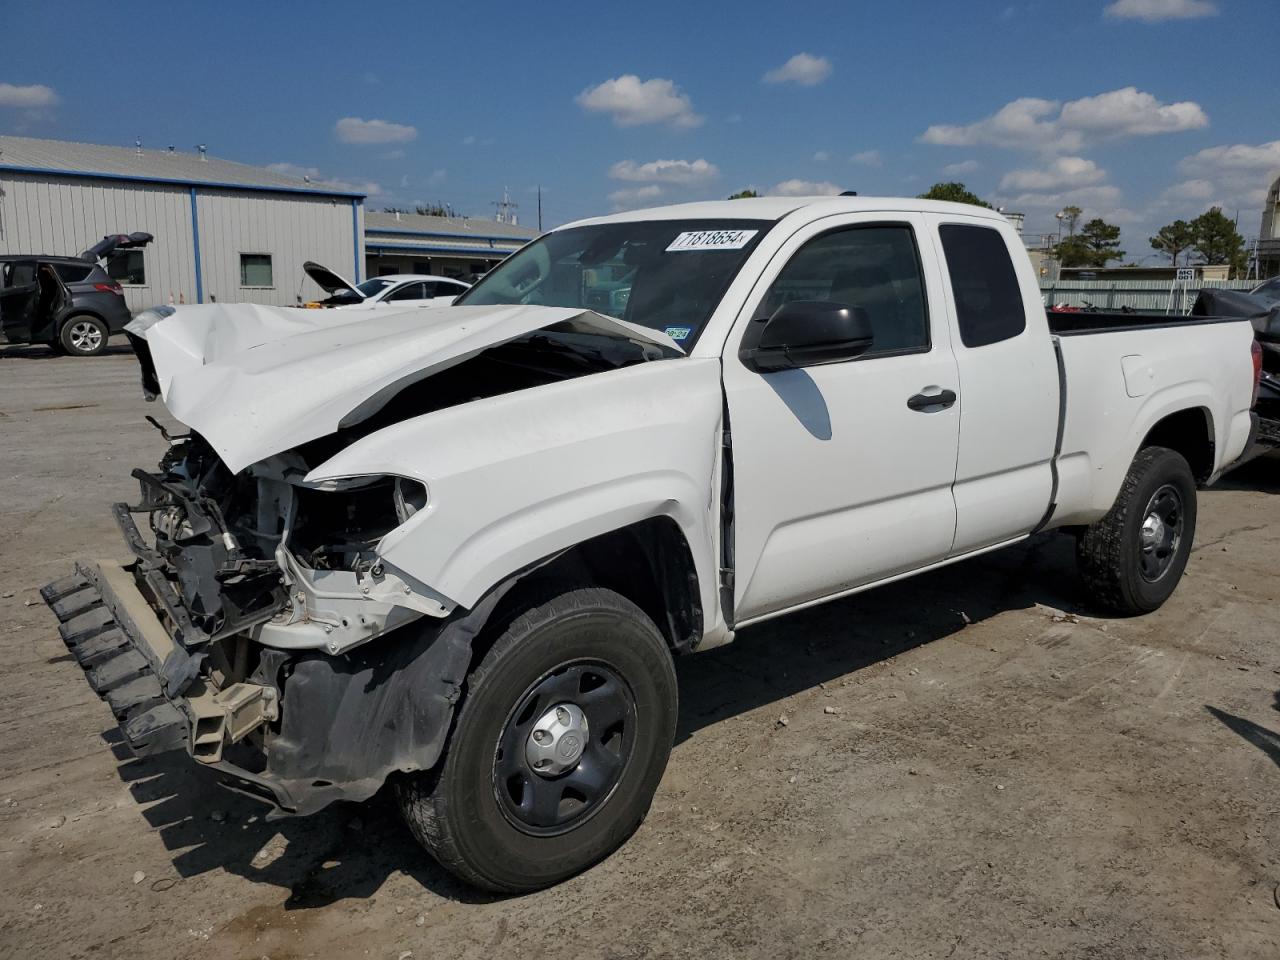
top-left (129, 302), bottom-right (680, 473)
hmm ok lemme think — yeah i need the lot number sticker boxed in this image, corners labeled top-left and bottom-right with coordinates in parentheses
top-left (666, 230), bottom-right (759, 252)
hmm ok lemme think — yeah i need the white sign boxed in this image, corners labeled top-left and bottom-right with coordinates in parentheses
top-left (666, 229), bottom-right (759, 252)
top-left (1175, 267), bottom-right (1195, 282)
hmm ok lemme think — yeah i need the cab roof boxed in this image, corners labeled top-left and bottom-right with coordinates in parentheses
top-left (563, 196), bottom-right (1010, 230)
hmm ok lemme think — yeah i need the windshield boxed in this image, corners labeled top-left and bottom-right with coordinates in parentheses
top-left (456, 219), bottom-right (774, 348)
top-left (355, 277), bottom-right (397, 298)
top-left (1253, 277), bottom-right (1280, 299)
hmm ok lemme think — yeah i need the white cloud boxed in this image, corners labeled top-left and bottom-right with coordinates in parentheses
top-left (334, 117), bottom-right (418, 144)
top-left (1161, 178), bottom-right (1216, 202)
top-left (1002, 184), bottom-right (1123, 209)
top-left (379, 148), bottom-right (406, 160)
top-left (850, 150), bottom-right (882, 167)
top-left (1179, 140), bottom-right (1280, 178)
top-left (576, 75), bottom-right (702, 128)
top-left (608, 158), bottom-right (720, 184)
top-left (1104, 0), bottom-right (1217, 22)
top-left (943, 160), bottom-right (980, 176)
top-left (0, 83), bottom-right (58, 108)
top-left (768, 179), bottom-right (843, 197)
top-left (268, 162), bottom-right (382, 196)
top-left (1058, 87), bottom-right (1206, 136)
top-left (813, 150), bottom-right (830, 162)
top-left (920, 87), bottom-right (1206, 153)
top-left (763, 53), bottom-right (832, 87)
top-left (1000, 156), bottom-right (1107, 191)
top-left (608, 184), bottom-right (664, 210)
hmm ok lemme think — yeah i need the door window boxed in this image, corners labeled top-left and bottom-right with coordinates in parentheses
top-left (938, 224), bottom-right (1026, 348)
top-left (386, 281), bottom-right (429, 301)
top-left (53, 263), bottom-right (93, 283)
top-left (759, 224), bottom-right (929, 357)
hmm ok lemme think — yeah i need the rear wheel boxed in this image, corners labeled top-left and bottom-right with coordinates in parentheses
top-left (59, 316), bottom-right (109, 356)
top-left (1076, 446), bottom-right (1197, 615)
top-left (397, 586), bottom-right (677, 892)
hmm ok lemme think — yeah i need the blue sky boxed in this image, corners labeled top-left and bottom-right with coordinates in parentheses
top-left (2, 0), bottom-right (1277, 258)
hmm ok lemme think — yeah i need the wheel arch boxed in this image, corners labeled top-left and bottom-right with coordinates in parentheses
top-left (1139, 405), bottom-right (1215, 484)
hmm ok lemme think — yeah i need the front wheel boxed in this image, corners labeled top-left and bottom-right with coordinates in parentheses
top-left (59, 316), bottom-right (109, 356)
top-left (1076, 445), bottom-right (1197, 615)
top-left (397, 586), bottom-right (678, 892)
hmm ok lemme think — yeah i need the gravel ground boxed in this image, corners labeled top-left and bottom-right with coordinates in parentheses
top-left (2, 343), bottom-right (1278, 960)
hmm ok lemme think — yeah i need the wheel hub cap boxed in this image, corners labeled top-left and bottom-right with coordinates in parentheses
top-left (70, 322), bottom-right (102, 351)
top-left (1139, 483), bottom-right (1183, 583)
top-left (525, 703), bottom-right (589, 777)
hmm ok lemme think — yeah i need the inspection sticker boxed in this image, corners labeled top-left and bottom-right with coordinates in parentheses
top-left (666, 229), bottom-right (759, 252)
top-left (664, 326), bottom-right (692, 341)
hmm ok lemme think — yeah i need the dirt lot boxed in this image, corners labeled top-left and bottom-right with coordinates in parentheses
top-left (1, 343), bottom-right (1278, 960)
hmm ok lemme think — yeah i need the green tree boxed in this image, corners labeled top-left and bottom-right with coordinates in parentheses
top-left (727, 189), bottom-right (759, 199)
top-left (1057, 218), bottom-right (1124, 268)
top-left (1060, 205), bottom-right (1083, 237)
top-left (1150, 219), bottom-right (1196, 265)
top-left (917, 182), bottom-right (991, 208)
top-left (1189, 207), bottom-right (1245, 272)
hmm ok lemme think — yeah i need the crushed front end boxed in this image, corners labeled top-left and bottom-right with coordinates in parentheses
top-left (42, 432), bottom-right (467, 816)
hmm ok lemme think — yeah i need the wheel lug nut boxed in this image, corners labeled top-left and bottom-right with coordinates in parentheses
top-left (556, 707), bottom-right (570, 725)
top-left (533, 729), bottom-right (550, 744)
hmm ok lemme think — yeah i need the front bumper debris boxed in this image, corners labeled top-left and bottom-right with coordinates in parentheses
top-left (41, 561), bottom-right (278, 763)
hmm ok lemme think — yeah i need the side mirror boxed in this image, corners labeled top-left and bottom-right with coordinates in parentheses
top-left (739, 300), bottom-right (874, 372)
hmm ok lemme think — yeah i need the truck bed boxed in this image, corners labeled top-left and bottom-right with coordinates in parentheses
top-left (1046, 310), bottom-right (1246, 337)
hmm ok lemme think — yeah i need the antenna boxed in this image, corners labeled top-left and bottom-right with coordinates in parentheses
top-left (492, 186), bottom-right (518, 225)
top-left (537, 185), bottom-right (542, 231)
top-left (134, 138), bottom-right (142, 156)
top-left (196, 144), bottom-right (207, 162)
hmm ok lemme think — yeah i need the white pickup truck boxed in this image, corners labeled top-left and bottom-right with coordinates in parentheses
top-left (43, 196), bottom-right (1261, 892)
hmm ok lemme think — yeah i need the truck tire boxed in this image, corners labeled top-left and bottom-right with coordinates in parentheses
top-left (1076, 445), bottom-right (1197, 615)
top-left (59, 316), bottom-right (109, 357)
top-left (396, 586), bottom-right (678, 892)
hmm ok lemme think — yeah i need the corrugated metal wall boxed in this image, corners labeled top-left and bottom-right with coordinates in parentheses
top-left (0, 172), bottom-right (194, 311)
top-left (0, 172), bottom-right (363, 312)
top-left (1039, 279), bottom-right (1257, 313)
top-left (195, 190), bottom-right (360, 307)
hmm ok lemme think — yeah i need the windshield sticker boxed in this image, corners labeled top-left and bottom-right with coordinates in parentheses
top-left (664, 326), bottom-right (692, 341)
top-left (666, 229), bottom-right (759, 252)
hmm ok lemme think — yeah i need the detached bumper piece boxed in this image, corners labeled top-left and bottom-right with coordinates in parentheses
top-left (42, 563), bottom-right (188, 755)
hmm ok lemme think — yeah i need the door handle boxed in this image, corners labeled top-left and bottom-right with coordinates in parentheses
top-left (906, 388), bottom-right (957, 411)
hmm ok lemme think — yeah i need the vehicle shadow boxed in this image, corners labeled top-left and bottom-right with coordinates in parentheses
top-left (674, 531), bottom-right (1084, 744)
top-left (0, 342), bottom-right (135, 360)
top-left (1203, 692), bottom-right (1280, 770)
top-left (106, 531), bottom-right (1091, 908)
top-left (1214, 451), bottom-right (1280, 494)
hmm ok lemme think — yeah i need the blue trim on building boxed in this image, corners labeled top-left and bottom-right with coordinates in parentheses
top-left (351, 199), bottom-right (361, 283)
top-left (366, 242), bottom-right (523, 257)
top-left (189, 187), bottom-right (204, 304)
top-left (0, 163), bottom-right (366, 199)
top-left (367, 226), bottom-right (533, 244)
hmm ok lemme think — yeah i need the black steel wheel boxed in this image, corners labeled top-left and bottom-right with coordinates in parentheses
top-left (397, 586), bottom-right (677, 892)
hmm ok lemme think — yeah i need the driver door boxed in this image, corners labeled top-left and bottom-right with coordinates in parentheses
top-left (0, 260), bottom-right (41, 344)
top-left (722, 214), bottom-right (961, 623)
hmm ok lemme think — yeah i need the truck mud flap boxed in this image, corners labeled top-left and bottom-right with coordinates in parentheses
top-left (41, 566), bottom-right (189, 756)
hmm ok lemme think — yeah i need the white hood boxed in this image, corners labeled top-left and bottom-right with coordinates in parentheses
top-left (130, 302), bottom-right (681, 473)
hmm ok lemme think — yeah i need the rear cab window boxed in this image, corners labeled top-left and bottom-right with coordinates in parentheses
top-left (938, 223), bottom-right (1026, 348)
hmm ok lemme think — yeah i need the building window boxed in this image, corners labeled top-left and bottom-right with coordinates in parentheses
top-left (107, 250), bottom-right (146, 286)
top-left (413, 261), bottom-right (432, 274)
top-left (240, 254), bottom-right (273, 288)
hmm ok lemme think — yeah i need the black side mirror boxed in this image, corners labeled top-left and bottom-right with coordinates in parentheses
top-left (740, 300), bottom-right (874, 372)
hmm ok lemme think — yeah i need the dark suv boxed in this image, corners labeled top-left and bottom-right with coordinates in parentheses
top-left (0, 233), bottom-right (151, 356)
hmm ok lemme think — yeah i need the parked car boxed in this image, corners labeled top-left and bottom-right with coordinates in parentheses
top-left (0, 233), bottom-right (152, 356)
top-left (44, 197), bottom-right (1259, 893)
top-left (1249, 276), bottom-right (1280, 300)
top-left (302, 261), bottom-right (469, 309)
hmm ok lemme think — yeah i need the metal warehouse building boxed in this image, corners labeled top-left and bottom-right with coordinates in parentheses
top-left (365, 210), bottom-right (536, 281)
top-left (0, 135), bottom-right (364, 312)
